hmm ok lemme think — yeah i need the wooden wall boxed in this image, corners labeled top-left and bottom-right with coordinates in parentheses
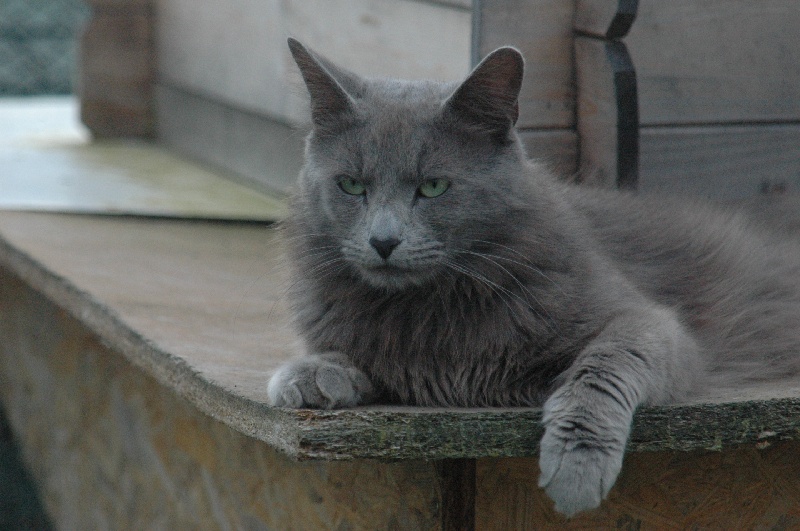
top-left (79, 0), bottom-right (155, 138)
top-left (574, 0), bottom-right (800, 198)
top-left (476, 441), bottom-right (800, 529)
top-left (78, 0), bottom-right (800, 197)
top-left (154, 0), bottom-right (472, 195)
top-left (473, 0), bottom-right (578, 176)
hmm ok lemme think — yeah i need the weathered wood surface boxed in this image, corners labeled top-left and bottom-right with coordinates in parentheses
top-left (79, 1), bottom-right (155, 138)
top-left (476, 441), bottom-right (800, 529)
top-left (574, 1), bottom-right (800, 200)
top-left (0, 271), bottom-right (445, 530)
top-left (156, 0), bottom-right (472, 126)
top-left (638, 124), bottom-right (800, 200)
top-left (627, 0), bottom-right (800, 125)
top-left (575, 37), bottom-right (639, 188)
top-left (574, 0), bottom-right (638, 39)
top-left (155, 84), bottom-right (304, 196)
top-left (472, 0), bottom-right (576, 129)
top-left (2, 212), bottom-right (800, 462)
top-left (268, 394), bottom-right (800, 460)
top-left (439, 459), bottom-right (476, 531)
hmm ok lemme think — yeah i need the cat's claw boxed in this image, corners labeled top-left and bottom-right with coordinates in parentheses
top-left (267, 352), bottom-right (374, 409)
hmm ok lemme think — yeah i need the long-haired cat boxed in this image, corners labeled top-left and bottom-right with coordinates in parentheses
top-left (267, 38), bottom-right (800, 516)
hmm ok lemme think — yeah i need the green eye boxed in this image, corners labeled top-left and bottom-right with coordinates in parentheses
top-left (418, 179), bottom-right (450, 198)
top-left (338, 177), bottom-right (366, 196)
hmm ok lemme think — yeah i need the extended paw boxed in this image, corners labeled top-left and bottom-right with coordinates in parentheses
top-left (537, 424), bottom-right (624, 517)
top-left (537, 390), bottom-right (630, 517)
top-left (267, 352), bottom-right (374, 409)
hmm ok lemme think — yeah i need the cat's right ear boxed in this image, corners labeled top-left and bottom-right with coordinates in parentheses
top-left (288, 38), bottom-right (361, 130)
top-left (444, 46), bottom-right (524, 142)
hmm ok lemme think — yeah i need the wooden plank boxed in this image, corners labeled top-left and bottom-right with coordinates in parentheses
top-left (574, 0), bottom-right (638, 39)
top-left (3, 211), bottom-right (800, 462)
top-left (439, 459), bottom-right (476, 531)
top-left (472, 0), bottom-right (576, 129)
top-left (638, 124), bottom-right (800, 200)
top-left (0, 270), bottom-right (445, 531)
top-left (157, 0), bottom-right (472, 126)
top-left (155, 83), bottom-right (303, 196)
top-left (79, 8), bottom-right (154, 137)
top-left (575, 37), bottom-right (639, 189)
top-left (476, 441), bottom-right (800, 529)
top-left (283, 0), bottom-right (472, 123)
top-left (627, 1), bottom-right (800, 125)
top-left (518, 128), bottom-right (578, 178)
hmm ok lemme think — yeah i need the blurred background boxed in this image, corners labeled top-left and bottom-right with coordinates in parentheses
top-left (1, 1), bottom-right (88, 528)
top-left (0, 0), bottom-right (89, 95)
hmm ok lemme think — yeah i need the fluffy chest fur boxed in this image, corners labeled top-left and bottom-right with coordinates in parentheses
top-left (291, 262), bottom-right (590, 407)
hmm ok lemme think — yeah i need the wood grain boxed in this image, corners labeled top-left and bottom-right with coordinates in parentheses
top-left (638, 124), bottom-right (800, 200)
top-left (575, 37), bottom-right (639, 189)
top-left (574, 0), bottom-right (638, 39)
top-left (476, 441), bottom-right (800, 529)
top-left (627, 0), bottom-right (800, 125)
top-left (2, 211), bottom-right (800, 462)
top-left (473, 0), bottom-right (576, 129)
top-left (439, 459), bottom-right (476, 531)
top-left (157, 0), bottom-right (472, 125)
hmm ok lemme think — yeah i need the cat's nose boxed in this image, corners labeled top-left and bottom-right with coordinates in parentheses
top-left (369, 237), bottom-right (401, 260)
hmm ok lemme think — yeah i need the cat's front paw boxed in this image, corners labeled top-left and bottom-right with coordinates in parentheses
top-left (537, 392), bottom-right (630, 517)
top-left (267, 352), bottom-right (374, 409)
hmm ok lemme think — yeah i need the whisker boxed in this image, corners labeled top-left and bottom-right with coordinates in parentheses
top-left (464, 239), bottom-right (564, 292)
top-left (293, 247), bottom-right (340, 261)
top-left (459, 251), bottom-right (562, 336)
top-left (443, 258), bottom-right (523, 321)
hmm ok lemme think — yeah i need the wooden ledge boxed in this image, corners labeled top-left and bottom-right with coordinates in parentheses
top-left (1, 211), bottom-right (799, 460)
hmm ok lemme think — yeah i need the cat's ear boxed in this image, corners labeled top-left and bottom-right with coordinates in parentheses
top-left (444, 47), bottom-right (524, 141)
top-left (287, 38), bottom-right (363, 129)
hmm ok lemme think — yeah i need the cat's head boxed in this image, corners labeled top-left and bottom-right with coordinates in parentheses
top-left (289, 38), bottom-right (533, 290)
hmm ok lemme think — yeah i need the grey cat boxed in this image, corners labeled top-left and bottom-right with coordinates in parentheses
top-left (267, 38), bottom-right (800, 516)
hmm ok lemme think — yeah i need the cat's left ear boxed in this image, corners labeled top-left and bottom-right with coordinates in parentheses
top-left (444, 47), bottom-right (524, 141)
top-left (288, 38), bottom-right (364, 130)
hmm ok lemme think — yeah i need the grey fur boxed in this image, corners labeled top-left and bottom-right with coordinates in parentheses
top-left (267, 38), bottom-right (800, 516)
